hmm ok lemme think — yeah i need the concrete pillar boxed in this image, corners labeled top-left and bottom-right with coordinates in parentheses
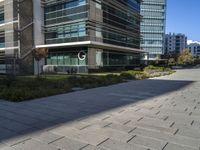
top-left (33, 0), bottom-right (45, 75)
top-left (4, 0), bottom-right (15, 56)
top-left (88, 48), bottom-right (103, 69)
top-left (33, 0), bottom-right (44, 46)
top-left (88, 0), bottom-right (103, 42)
top-left (18, 0), bottom-right (34, 74)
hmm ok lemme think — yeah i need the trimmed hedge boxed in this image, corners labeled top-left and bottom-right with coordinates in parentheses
top-left (0, 65), bottom-right (174, 102)
top-left (0, 77), bottom-right (71, 102)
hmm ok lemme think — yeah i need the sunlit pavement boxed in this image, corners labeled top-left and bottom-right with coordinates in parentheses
top-left (0, 68), bottom-right (200, 150)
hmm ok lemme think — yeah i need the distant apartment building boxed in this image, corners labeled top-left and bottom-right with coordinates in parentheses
top-left (140, 0), bottom-right (167, 61)
top-left (0, 0), bottom-right (144, 75)
top-left (187, 42), bottom-right (200, 58)
top-left (165, 33), bottom-right (187, 55)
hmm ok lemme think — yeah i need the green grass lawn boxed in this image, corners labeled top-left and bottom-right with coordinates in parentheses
top-left (0, 66), bottom-right (175, 102)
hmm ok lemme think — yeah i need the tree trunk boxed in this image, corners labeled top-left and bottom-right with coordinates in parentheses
top-left (37, 60), bottom-right (40, 78)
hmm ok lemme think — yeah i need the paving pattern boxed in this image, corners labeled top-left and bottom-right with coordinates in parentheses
top-left (0, 68), bottom-right (200, 150)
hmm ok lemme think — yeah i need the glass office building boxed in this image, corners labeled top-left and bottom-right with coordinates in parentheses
top-left (140, 0), bottom-right (166, 61)
top-left (0, 0), bottom-right (20, 74)
top-left (0, 0), bottom-right (143, 75)
top-left (38, 0), bottom-right (143, 73)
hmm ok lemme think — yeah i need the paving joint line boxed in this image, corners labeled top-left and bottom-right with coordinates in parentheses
top-left (118, 110), bottom-right (125, 113)
top-left (137, 117), bottom-right (144, 122)
top-left (162, 142), bottom-right (169, 150)
top-left (128, 127), bottom-right (137, 133)
top-left (170, 122), bottom-right (175, 128)
top-left (102, 116), bottom-right (110, 121)
top-left (191, 120), bottom-right (194, 126)
top-left (97, 138), bottom-right (110, 146)
top-left (79, 144), bottom-right (90, 150)
top-left (48, 136), bottom-right (65, 144)
top-left (126, 135), bottom-right (137, 143)
top-left (10, 138), bottom-right (32, 147)
top-left (80, 125), bottom-right (91, 130)
top-left (103, 123), bottom-right (112, 128)
top-left (123, 120), bottom-right (131, 125)
top-left (173, 129), bottom-right (179, 135)
top-left (164, 116), bottom-right (169, 121)
top-left (156, 111), bottom-right (160, 115)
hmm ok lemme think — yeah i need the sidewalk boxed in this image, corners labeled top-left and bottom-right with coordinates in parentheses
top-left (0, 69), bottom-right (200, 150)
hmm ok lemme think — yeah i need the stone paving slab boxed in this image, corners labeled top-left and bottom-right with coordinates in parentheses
top-left (12, 139), bottom-right (58, 150)
top-left (0, 68), bottom-right (200, 149)
top-left (0, 143), bottom-right (15, 150)
top-left (49, 137), bottom-right (88, 150)
top-left (164, 143), bottom-right (199, 150)
top-left (129, 134), bottom-right (167, 150)
top-left (81, 145), bottom-right (107, 150)
top-left (98, 138), bottom-right (148, 150)
top-left (31, 131), bottom-right (64, 144)
top-left (130, 127), bottom-right (200, 149)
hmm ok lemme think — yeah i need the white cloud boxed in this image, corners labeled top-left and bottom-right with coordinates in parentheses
top-left (187, 40), bottom-right (200, 45)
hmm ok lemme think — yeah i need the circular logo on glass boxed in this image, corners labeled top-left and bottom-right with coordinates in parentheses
top-left (78, 51), bottom-right (86, 61)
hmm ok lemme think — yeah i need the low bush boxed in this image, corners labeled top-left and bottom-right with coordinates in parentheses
top-left (193, 58), bottom-right (200, 65)
top-left (135, 72), bottom-right (149, 79)
top-left (0, 66), bottom-right (174, 102)
top-left (120, 72), bottom-right (135, 80)
top-left (121, 71), bottom-right (148, 80)
top-left (104, 74), bottom-right (122, 84)
top-left (0, 77), bottom-right (71, 102)
top-left (144, 65), bottom-right (164, 72)
top-left (143, 65), bottom-right (173, 78)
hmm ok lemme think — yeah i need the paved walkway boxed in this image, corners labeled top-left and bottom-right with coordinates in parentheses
top-left (0, 68), bottom-right (200, 150)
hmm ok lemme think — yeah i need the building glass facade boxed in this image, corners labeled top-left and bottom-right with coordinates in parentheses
top-left (0, 5), bottom-right (4, 24)
top-left (44, 0), bottom-right (88, 44)
top-left (0, 0), bottom-right (143, 74)
top-left (42, 0), bottom-right (142, 73)
top-left (0, 4), bottom-right (5, 73)
top-left (140, 0), bottom-right (166, 60)
top-left (44, 0), bottom-right (141, 49)
top-left (94, 0), bottom-right (141, 49)
top-left (0, 5), bottom-right (4, 48)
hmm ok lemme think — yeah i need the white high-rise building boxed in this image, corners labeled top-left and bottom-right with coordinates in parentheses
top-left (187, 41), bottom-right (200, 58)
top-left (165, 33), bottom-right (187, 55)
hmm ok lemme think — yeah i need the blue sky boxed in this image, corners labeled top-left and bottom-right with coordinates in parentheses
top-left (166, 0), bottom-right (200, 41)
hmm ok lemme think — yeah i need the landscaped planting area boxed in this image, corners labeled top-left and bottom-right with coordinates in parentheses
top-left (0, 66), bottom-right (175, 102)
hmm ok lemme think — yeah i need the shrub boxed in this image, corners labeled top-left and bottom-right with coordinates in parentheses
top-left (193, 58), bottom-right (200, 65)
top-left (105, 74), bottom-right (122, 84)
top-left (120, 72), bottom-right (135, 80)
top-left (67, 76), bottom-right (78, 85)
top-left (144, 65), bottom-right (171, 72)
top-left (0, 66), bottom-right (174, 102)
top-left (0, 87), bottom-right (69, 102)
top-left (143, 65), bottom-right (172, 78)
top-left (177, 49), bottom-right (193, 65)
top-left (126, 70), bottom-right (142, 75)
top-left (135, 72), bottom-right (149, 79)
top-left (168, 58), bottom-right (176, 66)
top-left (0, 77), bottom-right (71, 102)
top-left (120, 70), bottom-right (149, 80)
